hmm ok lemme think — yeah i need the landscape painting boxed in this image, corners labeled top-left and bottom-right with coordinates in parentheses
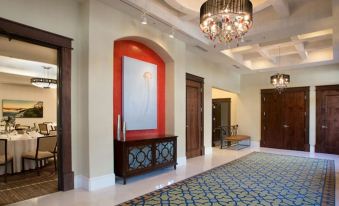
top-left (2, 99), bottom-right (43, 118)
top-left (123, 56), bottom-right (157, 130)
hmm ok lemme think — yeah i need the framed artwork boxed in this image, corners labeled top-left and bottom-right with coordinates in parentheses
top-left (2, 99), bottom-right (43, 118)
top-left (123, 56), bottom-right (157, 130)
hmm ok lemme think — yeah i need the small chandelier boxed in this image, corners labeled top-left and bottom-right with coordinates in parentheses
top-left (31, 66), bottom-right (57, 89)
top-left (271, 73), bottom-right (290, 93)
top-left (200, 0), bottom-right (253, 45)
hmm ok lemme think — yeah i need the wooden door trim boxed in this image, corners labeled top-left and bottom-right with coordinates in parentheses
top-left (316, 85), bottom-right (339, 91)
top-left (0, 17), bottom-right (74, 191)
top-left (212, 98), bottom-right (231, 147)
top-left (212, 98), bottom-right (231, 126)
top-left (261, 87), bottom-right (310, 94)
top-left (186, 73), bottom-right (204, 157)
top-left (260, 87), bottom-right (310, 151)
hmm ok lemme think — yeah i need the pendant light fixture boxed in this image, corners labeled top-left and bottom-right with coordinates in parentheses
top-left (270, 47), bottom-right (290, 93)
top-left (200, 0), bottom-right (253, 45)
top-left (31, 66), bottom-right (57, 89)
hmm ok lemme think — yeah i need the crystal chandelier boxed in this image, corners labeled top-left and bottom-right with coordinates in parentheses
top-left (271, 73), bottom-right (290, 93)
top-left (31, 66), bottom-right (57, 89)
top-left (200, 0), bottom-right (253, 45)
top-left (270, 47), bottom-right (290, 93)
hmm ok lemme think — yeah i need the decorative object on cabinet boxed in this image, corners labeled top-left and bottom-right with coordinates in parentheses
top-left (117, 114), bottom-right (121, 141)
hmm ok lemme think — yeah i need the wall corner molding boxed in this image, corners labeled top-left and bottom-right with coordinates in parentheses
top-left (74, 174), bottom-right (115, 191)
top-left (205, 147), bottom-right (213, 155)
top-left (251, 140), bottom-right (260, 148)
top-left (177, 156), bottom-right (187, 166)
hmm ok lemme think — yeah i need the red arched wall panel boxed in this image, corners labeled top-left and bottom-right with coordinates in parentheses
top-left (114, 40), bottom-right (165, 140)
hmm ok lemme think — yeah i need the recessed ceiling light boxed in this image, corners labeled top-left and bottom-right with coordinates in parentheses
top-left (169, 27), bottom-right (175, 39)
top-left (141, 13), bottom-right (147, 25)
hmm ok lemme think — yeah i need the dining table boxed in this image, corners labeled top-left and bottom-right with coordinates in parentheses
top-left (0, 131), bottom-right (44, 175)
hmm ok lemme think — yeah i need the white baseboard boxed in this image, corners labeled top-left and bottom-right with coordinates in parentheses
top-left (310, 145), bottom-right (315, 154)
top-left (74, 174), bottom-right (115, 191)
top-left (251, 140), bottom-right (260, 148)
top-left (177, 156), bottom-right (186, 166)
top-left (205, 147), bottom-right (213, 155)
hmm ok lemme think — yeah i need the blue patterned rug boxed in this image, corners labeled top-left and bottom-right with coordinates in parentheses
top-left (118, 152), bottom-right (335, 206)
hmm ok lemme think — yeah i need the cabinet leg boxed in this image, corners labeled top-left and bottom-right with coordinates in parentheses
top-left (123, 178), bottom-right (126, 185)
top-left (174, 164), bottom-right (176, 170)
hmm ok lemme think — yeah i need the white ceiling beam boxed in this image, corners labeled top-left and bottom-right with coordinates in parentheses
top-left (180, 14), bottom-right (198, 21)
top-left (291, 36), bottom-right (308, 60)
top-left (269, 0), bottom-right (290, 18)
top-left (253, 0), bottom-right (272, 13)
top-left (254, 45), bottom-right (277, 63)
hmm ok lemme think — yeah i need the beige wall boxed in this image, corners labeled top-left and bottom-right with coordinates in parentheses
top-left (0, 0), bottom-right (89, 177)
top-left (186, 51), bottom-right (240, 151)
top-left (212, 88), bottom-right (238, 126)
top-left (238, 64), bottom-right (339, 150)
top-left (0, 83), bottom-right (57, 126)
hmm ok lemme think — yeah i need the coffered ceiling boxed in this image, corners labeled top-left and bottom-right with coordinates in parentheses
top-left (101, 0), bottom-right (339, 73)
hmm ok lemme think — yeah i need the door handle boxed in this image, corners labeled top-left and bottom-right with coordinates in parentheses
top-left (283, 124), bottom-right (289, 128)
top-left (321, 125), bottom-right (328, 129)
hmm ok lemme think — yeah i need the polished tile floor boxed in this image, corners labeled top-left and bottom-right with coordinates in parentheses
top-left (9, 147), bottom-right (339, 206)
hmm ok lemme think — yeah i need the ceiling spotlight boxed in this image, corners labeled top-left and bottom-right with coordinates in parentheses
top-left (141, 13), bottom-right (147, 25)
top-left (169, 27), bottom-right (175, 38)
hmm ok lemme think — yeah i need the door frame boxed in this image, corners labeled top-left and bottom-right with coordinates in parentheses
top-left (186, 73), bottom-right (204, 157)
top-left (261, 87), bottom-right (310, 151)
top-left (212, 98), bottom-right (231, 147)
top-left (315, 85), bottom-right (339, 153)
top-left (0, 17), bottom-right (74, 191)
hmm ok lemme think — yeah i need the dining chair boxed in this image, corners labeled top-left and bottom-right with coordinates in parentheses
top-left (38, 123), bottom-right (49, 136)
top-left (21, 136), bottom-right (57, 175)
top-left (0, 139), bottom-right (14, 182)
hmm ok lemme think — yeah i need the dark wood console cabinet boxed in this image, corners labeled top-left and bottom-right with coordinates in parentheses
top-left (114, 135), bottom-right (177, 184)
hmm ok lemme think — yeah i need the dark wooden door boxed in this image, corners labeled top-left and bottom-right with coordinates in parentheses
top-left (261, 87), bottom-right (309, 151)
top-left (212, 99), bottom-right (231, 146)
top-left (282, 91), bottom-right (307, 151)
top-left (316, 85), bottom-right (339, 154)
top-left (186, 74), bottom-right (204, 158)
top-left (261, 92), bottom-right (283, 149)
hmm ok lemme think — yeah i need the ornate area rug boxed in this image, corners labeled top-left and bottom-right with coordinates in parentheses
top-left (118, 152), bottom-right (335, 206)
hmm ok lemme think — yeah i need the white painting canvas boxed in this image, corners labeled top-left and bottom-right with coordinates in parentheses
top-left (123, 56), bottom-right (157, 130)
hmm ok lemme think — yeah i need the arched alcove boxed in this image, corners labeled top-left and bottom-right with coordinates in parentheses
top-left (113, 37), bottom-right (175, 139)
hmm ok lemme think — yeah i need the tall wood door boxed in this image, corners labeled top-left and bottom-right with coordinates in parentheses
top-left (316, 85), bottom-right (339, 154)
top-left (186, 74), bottom-right (204, 158)
top-left (261, 87), bottom-right (309, 151)
top-left (212, 99), bottom-right (231, 146)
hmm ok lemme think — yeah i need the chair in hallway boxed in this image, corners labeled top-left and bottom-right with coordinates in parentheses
top-left (0, 139), bottom-right (13, 182)
top-left (219, 125), bottom-right (251, 150)
top-left (21, 136), bottom-right (57, 175)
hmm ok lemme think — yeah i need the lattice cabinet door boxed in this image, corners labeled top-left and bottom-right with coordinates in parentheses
top-left (128, 145), bottom-right (152, 171)
top-left (155, 140), bottom-right (175, 165)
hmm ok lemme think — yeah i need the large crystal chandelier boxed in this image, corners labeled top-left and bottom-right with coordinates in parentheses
top-left (200, 0), bottom-right (253, 45)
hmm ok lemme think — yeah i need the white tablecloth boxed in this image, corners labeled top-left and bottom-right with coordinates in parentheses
top-left (0, 132), bottom-right (43, 174)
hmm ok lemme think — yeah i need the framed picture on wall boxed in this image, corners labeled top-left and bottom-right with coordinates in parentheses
top-left (123, 56), bottom-right (157, 130)
top-left (2, 99), bottom-right (43, 118)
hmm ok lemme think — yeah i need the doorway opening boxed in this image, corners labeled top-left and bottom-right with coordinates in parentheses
top-left (0, 36), bottom-right (59, 205)
top-left (211, 88), bottom-right (238, 147)
top-left (0, 17), bottom-right (73, 204)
